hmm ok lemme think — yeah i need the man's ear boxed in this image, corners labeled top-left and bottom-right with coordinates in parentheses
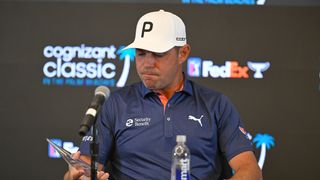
top-left (178, 44), bottom-right (191, 64)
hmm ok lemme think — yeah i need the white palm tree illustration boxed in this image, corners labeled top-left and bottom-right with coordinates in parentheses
top-left (253, 134), bottom-right (275, 169)
top-left (116, 46), bottom-right (135, 87)
top-left (256, 0), bottom-right (266, 5)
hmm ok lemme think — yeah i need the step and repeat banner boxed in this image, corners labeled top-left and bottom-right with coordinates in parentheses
top-left (0, 2), bottom-right (319, 179)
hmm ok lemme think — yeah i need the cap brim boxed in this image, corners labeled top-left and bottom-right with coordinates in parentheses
top-left (122, 40), bottom-right (175, 53)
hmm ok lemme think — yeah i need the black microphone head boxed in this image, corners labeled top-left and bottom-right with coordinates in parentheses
top-left (95, 86), bottom-right (110, 99)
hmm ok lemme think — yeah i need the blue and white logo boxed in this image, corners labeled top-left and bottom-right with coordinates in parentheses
top-left (251, 133), bottom-right (275, 169)
top-left (42, 44), bottom-right (135, 87)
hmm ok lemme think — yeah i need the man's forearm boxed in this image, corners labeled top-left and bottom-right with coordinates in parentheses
top-left (230, 164), bottom-right (262, 180)
top-left (229, 151), bottom-right (263, 180)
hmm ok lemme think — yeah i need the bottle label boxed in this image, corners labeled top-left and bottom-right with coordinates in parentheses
top-left (176, 159), bottom-right (190, 180)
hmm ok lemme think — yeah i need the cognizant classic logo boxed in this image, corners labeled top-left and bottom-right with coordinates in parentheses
top-left (181, 0), bottom-right (266, 5)
top-left (187, 57), bottom-right (270, 79)
top-left (42, 44), bottom-right (135, 87)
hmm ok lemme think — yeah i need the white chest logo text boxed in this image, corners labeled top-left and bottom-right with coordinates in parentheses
top-left (188, 115), bottom-right (204, 127)
top-left (126, 118), bottom-right (151, 127)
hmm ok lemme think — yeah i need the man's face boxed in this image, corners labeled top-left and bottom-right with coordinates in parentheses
top-left (135, 47), bottom-right (182, 91)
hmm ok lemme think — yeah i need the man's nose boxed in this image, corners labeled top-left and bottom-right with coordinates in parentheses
top-left (143, 53), bottom-right (156, 66)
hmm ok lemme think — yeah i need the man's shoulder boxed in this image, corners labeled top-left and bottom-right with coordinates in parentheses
top-left (110, 82), bottom-right (142, 99)
top-left (188, 79), bottom-right (223, 98)
top-left (187, 80), bottom-right (235, 109)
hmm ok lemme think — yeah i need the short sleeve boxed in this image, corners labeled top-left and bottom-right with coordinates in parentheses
top-left (216, 95), bottom-right (254, 162)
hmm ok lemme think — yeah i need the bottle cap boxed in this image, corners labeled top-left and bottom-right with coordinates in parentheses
top-left (176, 135), bottom-right (186, 143)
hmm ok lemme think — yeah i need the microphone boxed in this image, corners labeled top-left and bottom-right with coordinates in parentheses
top-left (79, 86), bottom-right (110, 136)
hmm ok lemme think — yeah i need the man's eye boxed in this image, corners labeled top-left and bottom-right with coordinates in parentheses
top-left (137, 52), bottom-right (146, 56)
top-left (154, 53), bottom-right (165, 57)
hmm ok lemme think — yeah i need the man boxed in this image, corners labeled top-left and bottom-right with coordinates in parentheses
top-left (64, 9), bottom-right (262, 180)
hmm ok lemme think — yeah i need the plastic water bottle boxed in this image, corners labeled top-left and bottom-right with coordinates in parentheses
top-left (171, 135), bottom-right (190, 180)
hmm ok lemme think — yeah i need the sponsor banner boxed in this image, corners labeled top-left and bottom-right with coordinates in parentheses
top-left (42, 44), bottom-right (135, 87)
top-left (187, 57), bottom-right (270, 79)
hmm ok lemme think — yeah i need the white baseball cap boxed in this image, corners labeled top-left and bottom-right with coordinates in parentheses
top-left (122, 9), bottom-right (187, 53)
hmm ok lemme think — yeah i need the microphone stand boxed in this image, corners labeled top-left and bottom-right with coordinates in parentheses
top-left (79, 86), bottom-right (110, 180)
top-left (90, 115), bottom-right (99, 180)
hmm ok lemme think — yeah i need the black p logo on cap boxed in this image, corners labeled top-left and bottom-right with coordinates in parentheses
top-left (141, 21), bottom-right (153, 38)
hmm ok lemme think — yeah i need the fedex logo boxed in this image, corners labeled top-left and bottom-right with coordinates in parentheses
top-left (48, 138), bottom-right (79, 158)
top-left (187, 57), bottom-right (270, 79)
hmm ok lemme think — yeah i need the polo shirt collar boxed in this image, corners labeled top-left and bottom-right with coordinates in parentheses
top-left (141, 77), bottom-right (193, 98)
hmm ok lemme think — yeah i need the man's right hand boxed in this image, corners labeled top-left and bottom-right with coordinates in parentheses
top-left (63, 151), bottom-right (109, 180)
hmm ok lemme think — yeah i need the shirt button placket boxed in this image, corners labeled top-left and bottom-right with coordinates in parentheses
top-left (164, 104), bottom-right (173, 137)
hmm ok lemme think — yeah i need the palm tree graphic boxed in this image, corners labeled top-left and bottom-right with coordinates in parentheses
top-left (253, 134), bottom-right (275, 169)
top-left (116, 46), bottom-right (135, 87)
top-left (256, 0), bottom-right (266, 5)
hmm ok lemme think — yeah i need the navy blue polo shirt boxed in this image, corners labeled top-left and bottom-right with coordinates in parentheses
top-left (79, 79), bottom-right (253, 180)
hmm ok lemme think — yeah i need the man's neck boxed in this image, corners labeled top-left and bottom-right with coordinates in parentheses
top-left (154, 74), bottom-right (184, 100)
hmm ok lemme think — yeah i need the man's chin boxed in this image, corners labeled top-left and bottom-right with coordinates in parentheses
top-left (142, 81), bottom-right (158, 90)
